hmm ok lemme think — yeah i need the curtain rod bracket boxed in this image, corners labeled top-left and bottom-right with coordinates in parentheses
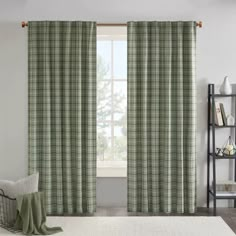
top-left (22, 21), bottom-right (28, 28)
top-left (196, 21), bottom-right (202, 28)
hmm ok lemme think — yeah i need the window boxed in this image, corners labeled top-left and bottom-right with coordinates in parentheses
top-left (97, 27), bottom-right (127, 177)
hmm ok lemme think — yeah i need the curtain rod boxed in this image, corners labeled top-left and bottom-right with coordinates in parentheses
top-left (21, 21), bottom-right (203, 28)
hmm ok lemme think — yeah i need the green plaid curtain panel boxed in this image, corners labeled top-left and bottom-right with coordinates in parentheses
top-left (28, 21), bottom-right (96, 214)
top-left (127, 21), bottom-right (196, 213)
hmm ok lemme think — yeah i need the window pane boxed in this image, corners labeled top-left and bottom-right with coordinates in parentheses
top-left (113, 41), bottom-right (127, 79)
top-left (97, 36), bottom-right (127, 165)
top-left (97, 81), bottom-right (112, 121)
top-left (97, 41), bottom-right (112, 80)
top-left (113, 81), bottom-right (127, 121)
top-left (114, 125), bottom-right (127, 161)
top-left (97, 123), bottom-right (112, 161)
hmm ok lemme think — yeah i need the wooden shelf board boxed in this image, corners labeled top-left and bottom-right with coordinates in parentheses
top-left (209, 124), bottom-right (236, 128)
top-left (209, 189), bottom-right (236, 199)
top-left (210, 94), bottom-right (236, 97)
top-left (209, 153), bottom-right (236, 159)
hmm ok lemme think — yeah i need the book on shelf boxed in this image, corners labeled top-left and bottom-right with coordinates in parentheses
top-left (211, 181), bottom-right (236, 196)
top-left (214, 101), bottom-right (223, 126)
top-left (215, 180), bottom-right (236, 192)
top-left (220, 103), bottom-right (227, 125)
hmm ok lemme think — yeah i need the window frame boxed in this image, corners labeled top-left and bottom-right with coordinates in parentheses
top-left (97, 26), bottom-right (127, 178)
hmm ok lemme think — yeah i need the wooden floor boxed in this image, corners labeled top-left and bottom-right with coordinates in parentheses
top-left (89, 207), bottom-right (236, 234)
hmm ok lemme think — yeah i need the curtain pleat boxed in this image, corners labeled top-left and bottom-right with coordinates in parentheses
top-left (28, 21), bottom-right (96, 214)
top-left (127, 21), bottom-right (196, 213)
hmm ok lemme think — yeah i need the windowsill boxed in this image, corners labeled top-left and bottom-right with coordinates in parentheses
top-left (97, 161), bottom-right (127, 177)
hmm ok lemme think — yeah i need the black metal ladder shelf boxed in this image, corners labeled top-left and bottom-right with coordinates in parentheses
top-left (207, 84), bottom-right (236, 216)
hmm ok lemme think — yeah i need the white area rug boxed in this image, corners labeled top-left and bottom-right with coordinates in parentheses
top-left (0, 216), bottom-right (235, 236)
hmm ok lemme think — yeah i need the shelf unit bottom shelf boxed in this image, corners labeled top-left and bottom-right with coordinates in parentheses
top-left (209, 190), bottom-right (236, 199)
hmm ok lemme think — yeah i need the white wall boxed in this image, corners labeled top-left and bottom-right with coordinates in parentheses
top-left (0, 0), bottom-right (236, 208)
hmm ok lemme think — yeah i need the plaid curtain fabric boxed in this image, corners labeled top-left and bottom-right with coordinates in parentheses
top-left (28, 21), bottom-right (96, 214)
top-left (127, 21), bottom-right (196, 213)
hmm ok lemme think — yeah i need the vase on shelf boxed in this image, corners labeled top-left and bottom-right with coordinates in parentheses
top-left (227, 114), bottom-right (235, 126)
top-left (219, 76), bottom-right (232, 95)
